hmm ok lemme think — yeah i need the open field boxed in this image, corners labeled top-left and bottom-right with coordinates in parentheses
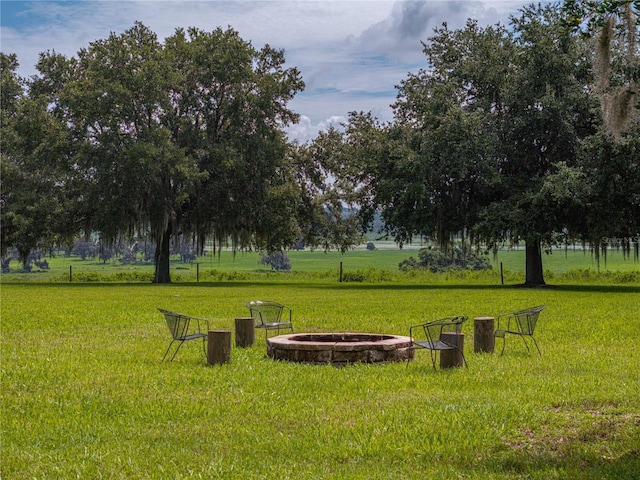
top-left (1, 280), bottom-right (639, 479)
top-left (2, 245), bottom-right (639, 284)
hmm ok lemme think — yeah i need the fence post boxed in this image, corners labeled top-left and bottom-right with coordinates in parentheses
top-left (69, 265), bottom-right (73, 283)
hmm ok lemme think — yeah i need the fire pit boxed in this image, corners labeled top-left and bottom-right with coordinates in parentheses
top-left (266, 333), bottom-right (414, 365)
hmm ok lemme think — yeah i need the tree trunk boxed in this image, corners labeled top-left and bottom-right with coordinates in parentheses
top-left (18, 247), bottom-right (31, 271)
top-left (524, 238), bottom-right (545, 286)
top-left (153, 224), bottom-right (172, 284)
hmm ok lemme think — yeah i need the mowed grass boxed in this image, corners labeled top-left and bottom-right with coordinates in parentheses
top-left (1, 280), bottom-right (639, 479)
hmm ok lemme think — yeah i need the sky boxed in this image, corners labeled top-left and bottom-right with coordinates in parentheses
top-left (1, 0), bottom-right (552, 142)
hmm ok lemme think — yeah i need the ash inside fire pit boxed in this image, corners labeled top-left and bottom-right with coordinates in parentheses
top-left (267, 333), bottom-right (414, 365)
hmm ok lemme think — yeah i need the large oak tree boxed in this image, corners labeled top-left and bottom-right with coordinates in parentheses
top-left (33, 23), bottom-right (305, 283)
top-left (331, 4), bottom-right (600, 286)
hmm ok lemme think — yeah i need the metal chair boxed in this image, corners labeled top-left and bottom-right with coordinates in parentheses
top-left (494, 305), bottom-right (546, 355)
top-left (409, 316), bottom-right (468, 369)
top-left (245, 300), bottom-right (294, 339)
top-left (158, 308), bottom-right (210, 362)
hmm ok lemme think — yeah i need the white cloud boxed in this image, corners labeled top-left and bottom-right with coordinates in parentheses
top-left (1, 1), bottom-right (553, 142)
top-left (286, 114), bottom-right (348, 144)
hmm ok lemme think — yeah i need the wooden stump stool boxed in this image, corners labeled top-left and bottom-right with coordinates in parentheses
top-left (474, 317), bottom-right (495, 353)
top-left (440, 332), bottom-right (464, 368)
top-left (235, 317), bottom-right (255, 348)
top-left (207, 330), bottom-right (231, 365)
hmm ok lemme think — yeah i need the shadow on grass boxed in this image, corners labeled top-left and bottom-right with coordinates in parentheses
top-left (479, 398), bottom-right (640, 479)
top-left (3, 281), bottom-right (639, 294)
top-left (306, 283), bottom-right (640, 294)
top-left (482, 444), bottom-right (640, 480)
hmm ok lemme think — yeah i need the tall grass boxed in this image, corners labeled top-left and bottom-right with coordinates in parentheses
top-left (2, 281), bottom-right (639, 479)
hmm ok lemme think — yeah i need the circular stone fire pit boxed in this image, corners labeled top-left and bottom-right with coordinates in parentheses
top-left (266, 333), bottom-right (414, 365)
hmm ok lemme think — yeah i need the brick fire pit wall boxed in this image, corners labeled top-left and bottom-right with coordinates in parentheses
top-left (266, 333), bottom-right (414, 365)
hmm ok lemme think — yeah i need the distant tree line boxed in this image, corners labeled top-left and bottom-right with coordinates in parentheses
top-left (1, 235), bottom-right (202, 272)
top-left (2, 1), bottom-right (638, 285)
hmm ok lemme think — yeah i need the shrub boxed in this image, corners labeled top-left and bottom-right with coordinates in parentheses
top-left (113, 271), bottom-right (155, 282)
top-left (69, 271), bottom-right (102, 282)
top-left (199, 269), bottom-right (256, 281)
top-left (260, 252), bottom-right (291, 272)
top-left (399, 246), bottom-right (492, 273)
top-left (561, 268), bottom-right (640, 284)
top-left (342, 268), bottom-right (393, 282)
top-left (1, 256), bottom-right (12, 273)
top-left (72, 239), bottom-right (98, 260)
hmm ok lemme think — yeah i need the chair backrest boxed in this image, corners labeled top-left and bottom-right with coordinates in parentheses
top-left (424, 316), bottom-right (468, 344)
top-left (512, 305), bottom-right (545, 335)
top-left (159, 309), bottom-right (190, 340)
top-left (245, 300), bottom-right (287, 326)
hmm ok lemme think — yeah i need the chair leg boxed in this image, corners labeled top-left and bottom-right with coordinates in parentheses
top-left (162, 340), bottom-right (176, 362)
top-left (499, 335), bottom-right (506, 356)
top-left (430, 350), bottom-right (437, 370)
top-left (530, 336), bottom-right (541, 355)
top-left (169, 341), bottom-right (185, 362)
top-left (498, 334), bottom-right (540, 356)
top-left (162, 340), bottom-right (185, 362)
top-left (457, 347), bottom-right (468, 368)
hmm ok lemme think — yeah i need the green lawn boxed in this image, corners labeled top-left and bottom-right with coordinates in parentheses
top-left (1, 280), bottom-right (639, 479)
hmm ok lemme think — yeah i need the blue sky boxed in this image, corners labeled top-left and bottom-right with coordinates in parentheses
top-left (1, 0), bottom-right (551, 142)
